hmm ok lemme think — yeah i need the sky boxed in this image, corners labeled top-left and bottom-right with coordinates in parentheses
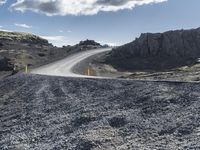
top-left (0, 0), bottom-right (200, 47)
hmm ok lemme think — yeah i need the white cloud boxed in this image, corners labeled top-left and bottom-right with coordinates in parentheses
top-left (0, 0), bottom-right (6, 5)
top-left (59, 30), bottom-right (72, 33)
top-left (98, 41), bottom-right (118, 46)
top-left (41, 35), bottom-right (65, 41)
top-left (15, 23), bottom-right (32, 28)
top-left (10, 0), bottom-right (167, 16)
top-left (40, 35), bottom-right (68, 47)
top-left (106, 42), bottom-right (117, 47)
top-left (0, 25), bottom-right (14, 32)
top-left (0, 28), bottom-right (13, 32)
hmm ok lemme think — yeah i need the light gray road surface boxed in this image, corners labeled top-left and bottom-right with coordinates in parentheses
top-left (31, 48), bottom-right (111, 78)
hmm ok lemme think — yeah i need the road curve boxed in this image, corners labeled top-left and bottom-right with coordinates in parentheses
top-left (31, 48), bottom-right (111, 78)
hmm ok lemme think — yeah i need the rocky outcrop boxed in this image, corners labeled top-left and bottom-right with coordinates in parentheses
top-left (79, 39), bottom-right (101, 47)
top-left (106, 28), bottom-right (200, 70)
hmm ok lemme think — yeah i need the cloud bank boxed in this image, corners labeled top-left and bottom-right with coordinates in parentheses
top-left (14, 23), bottom-right (32, 28)
top-left (40, 35), bottom-right (68, 47)
top-left (10, 0), bottom-right (167, 16)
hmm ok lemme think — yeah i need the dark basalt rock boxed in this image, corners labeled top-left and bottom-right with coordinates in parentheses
top-left (75, 139), bottom-right (96, 150)
top-left (79, 39), bottom-right (101, 46)
top-left (106, 28), bottom-right (200, 70)
top-left (108, 116), bottom-right (127, 128)
top-left (0, 56), bottom-right (13, 71)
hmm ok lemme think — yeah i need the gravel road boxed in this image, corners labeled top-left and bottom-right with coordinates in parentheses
top-left (1, 74), bottom-right (200, 150)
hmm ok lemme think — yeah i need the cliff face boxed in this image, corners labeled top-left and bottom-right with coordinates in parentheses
top-left (106, 28), bottom-right (200, 70)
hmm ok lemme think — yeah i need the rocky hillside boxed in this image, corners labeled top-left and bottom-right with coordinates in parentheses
top-left (106, 28), bottom-right (200, 71)
top-left (0, 31), bottom-right (102, 79)
top-left (0, 31), bottom-right (49, 45)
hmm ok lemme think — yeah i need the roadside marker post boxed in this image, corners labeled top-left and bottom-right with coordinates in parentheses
top-left (88, 68), bottom-right (90, 76)
top-left (25, 65), bottom-right (28, 73)
top-left (84, 67), bottom-right (92, 76)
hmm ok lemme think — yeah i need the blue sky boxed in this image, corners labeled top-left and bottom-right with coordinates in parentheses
top-left (0, 0), bottom-right (200, 47)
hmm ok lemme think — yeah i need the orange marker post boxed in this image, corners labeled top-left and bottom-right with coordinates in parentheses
top-left (25, 65), bottom-right (28, 73)
top-left (87, 68), bottom-right (90, 76)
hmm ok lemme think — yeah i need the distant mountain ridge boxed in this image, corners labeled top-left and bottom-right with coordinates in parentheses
top-left (106, 27), bottom-right (200, 70)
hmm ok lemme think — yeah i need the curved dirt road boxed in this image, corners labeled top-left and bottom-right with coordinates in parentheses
top-left (31, 48), bottom-right (111, 78)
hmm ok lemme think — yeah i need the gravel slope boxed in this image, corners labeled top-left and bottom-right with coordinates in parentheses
top-left (1, 74), bottom-right (200, 150)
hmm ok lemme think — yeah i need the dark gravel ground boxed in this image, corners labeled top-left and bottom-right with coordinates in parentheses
top-left (1, 74), bottom-right (200, 150)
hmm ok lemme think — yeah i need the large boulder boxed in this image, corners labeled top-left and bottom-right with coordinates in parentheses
top-left (0, 56), bottom-right (13, 71)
